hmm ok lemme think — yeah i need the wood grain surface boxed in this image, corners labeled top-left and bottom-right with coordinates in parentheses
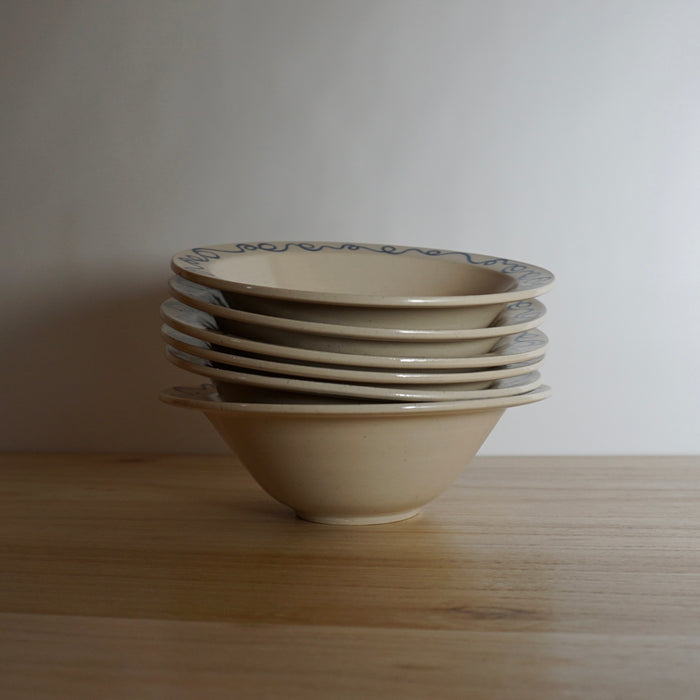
top-left (1, 453), bottom-right (699, 698)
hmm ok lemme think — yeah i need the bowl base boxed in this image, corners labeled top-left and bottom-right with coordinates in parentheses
top-left (295, 508), bottom-right (421, 526)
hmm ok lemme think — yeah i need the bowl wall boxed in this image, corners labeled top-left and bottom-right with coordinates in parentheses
top-left (205, 407), bottom-right (505, 524)
top-left (216, 318), bottom-right (503, 358)
top-left (212, 376), bottom-right (502, 403)
top-left (222, 291), bottom-right (505, 330)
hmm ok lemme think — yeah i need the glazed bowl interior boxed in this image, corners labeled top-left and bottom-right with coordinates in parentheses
top-left (171, 242), bottom-right (555, 307)
top-left (168, 274), bottom-right (545, 334)
top-left (206, 248), bottom-right (515, 297)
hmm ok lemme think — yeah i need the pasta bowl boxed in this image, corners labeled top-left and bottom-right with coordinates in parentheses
top-left (165, 344), bottom-right (543, 402)
top-left (160, 297), bottom-right (549, 369)
top-left (171, 241), bottom-right (554, 330)
top-left (159, 383), bottom-right (551, 525)
top-left (161, 323), bottom-right (545, 386)
top-left (169, 276), bottom-right (546, 358)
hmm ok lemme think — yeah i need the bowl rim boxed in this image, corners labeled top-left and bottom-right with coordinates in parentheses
top-left (161, 321), bottom-right (546, 384)
top-left (165, 344), bottom-right (543, 402)
top-left (169, 275), bottom-right (547, 340)
top-left (160, 298), bottom-right (549, 369)
top-left (170, 241), bottom-right (555, 307)
top-left (159, 383), bottom-right (551, 416)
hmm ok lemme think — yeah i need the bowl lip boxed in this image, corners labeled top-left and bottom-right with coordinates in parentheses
top-left (170, 241), bottom-right (555, 307)
top-left (161, 321), bottom-right (546, 384)
top-left (159, 383), bottom-right (551, 416)
top-left (165, 343), bottom-right (543, 401)
top-left (160, 298), bottom-right (549, 369)
top-left (169, 276), bottom-right (547, 340)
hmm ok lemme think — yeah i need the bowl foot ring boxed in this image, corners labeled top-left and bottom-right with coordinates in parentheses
top-left (295, 508), bottom-right (421, 525)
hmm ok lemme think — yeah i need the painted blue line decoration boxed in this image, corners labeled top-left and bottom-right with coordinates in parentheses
top-left (174, 242), bottom-right (553, 288)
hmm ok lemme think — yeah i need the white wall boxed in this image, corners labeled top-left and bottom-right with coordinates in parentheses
top-left (2, 0), bottom-right (698, 455)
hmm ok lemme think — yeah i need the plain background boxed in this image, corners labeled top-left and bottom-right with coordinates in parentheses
top-left (1, 0), bottom-right (698, 455)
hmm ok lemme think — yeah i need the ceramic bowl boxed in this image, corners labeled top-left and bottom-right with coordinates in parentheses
top-left (169, 276), bottom-right (546, 358)
top-left (171, 241), bottom-right (554, 308)
top-left (171, 243), bottom-right (555, 326)
top-left (169, 275), bottom-right (546, 339)
top-left (160, 298), bottom-right (549, 369)
top-left (159, 383), bottom-right (551, 524)
top-left (161, 323), bottom-right (545, 386)
top-left (165, 345), bottom-right (543, 402)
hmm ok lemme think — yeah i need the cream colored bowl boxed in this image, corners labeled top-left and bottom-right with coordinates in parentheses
top-left (165, 345), bottom-right (542, 402)
top-left (160, 297), bottom-right (549, 369)
top-left (169, 276), bottom-right (546, 358)
top-left (169, 276), bottom-right (546, 339)
top-left (221, 290), bottom-right (505, 330)
top-left (171, 243), bottom-right (555, 321)
top-left (162, 323), bottom-right (545, 386)
top-left (159, 383), bottom-right (551, 524)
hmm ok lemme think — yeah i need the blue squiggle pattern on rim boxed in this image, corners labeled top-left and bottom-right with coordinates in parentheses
top-left (174, 242), bottom-right (552, 288)
top-left (502, 300), bottom-right (539, 323)
top-left (508, 330), bottom-right (545, 349)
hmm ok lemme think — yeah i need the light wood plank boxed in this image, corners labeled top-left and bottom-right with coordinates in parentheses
top-left (1, 453), bottom-right (700, 697)
top-left (1, 613), bottom-right (699, 700)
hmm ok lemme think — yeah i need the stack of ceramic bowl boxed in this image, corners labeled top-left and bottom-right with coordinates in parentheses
top-left (160, 241), bottom-right (554, 525)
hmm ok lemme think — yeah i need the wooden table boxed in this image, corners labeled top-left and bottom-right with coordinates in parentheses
top-left (1, 453), bottom-right (699, 698)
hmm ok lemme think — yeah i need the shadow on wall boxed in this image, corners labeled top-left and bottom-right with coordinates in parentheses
top-left (0, 276), bottom-right (228, 453)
